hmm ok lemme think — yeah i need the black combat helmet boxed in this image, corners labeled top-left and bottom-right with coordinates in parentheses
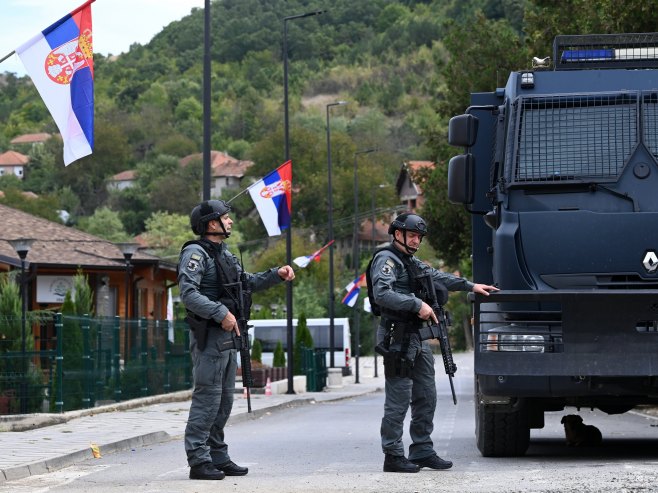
top-left (190, 200), bottom-right (232, 236)
top-left (388, 212), bottom-right (428, 236)
top-left (389, 212), bottom-right (427, 254)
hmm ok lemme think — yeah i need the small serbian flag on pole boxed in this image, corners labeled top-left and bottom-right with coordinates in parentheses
top-left (342, 273), bottom-right (366, 308)
top-left (16, 0), bottom-right (95, 166)
top-left (248, 160), bottom-right (292, 236)
top-left (293, 240), bottom-right (335, 268)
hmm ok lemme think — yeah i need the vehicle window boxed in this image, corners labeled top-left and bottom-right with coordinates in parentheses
top-left (513, 94), bottom-right (637, 182)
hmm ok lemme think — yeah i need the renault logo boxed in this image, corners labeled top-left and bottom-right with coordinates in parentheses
top-left (644, 251), bottom-right (658, 273)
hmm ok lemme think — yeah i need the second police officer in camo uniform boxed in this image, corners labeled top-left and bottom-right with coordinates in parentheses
top-left (178, 199), bottom-right (295, 480)
top-left (368, 212), bottom-right (498, 473)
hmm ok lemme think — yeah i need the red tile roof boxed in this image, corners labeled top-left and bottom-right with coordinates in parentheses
top-left (180, 151), bottom-right (253, 178)
top-left (407, 161), bottom-right (434, 172)
top-left (0, 203), bottom-right (168, 269)
top-left (0, 150), bottom-right (29, 166)
top-left (110, 170), bottom-right (137, 181)
top-left (9, 133), bottom-right (52, 145)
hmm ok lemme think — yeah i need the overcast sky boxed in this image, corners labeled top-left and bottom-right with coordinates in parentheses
top-left (1, 0), bottom-right (205, 76)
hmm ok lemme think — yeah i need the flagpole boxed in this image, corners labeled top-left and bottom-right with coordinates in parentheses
top-left (282, 9), bottom-right (325, 394)
top-left (202, 0), bottom-right (211, 200)
top-left (283, 15), bottom-right (294, 395)
top-left (0, 51), bottom-right (15, 65)
top-left (226, 188), bottom-right (250, 204)
top-left (227, 160), bottom-right (292, 204)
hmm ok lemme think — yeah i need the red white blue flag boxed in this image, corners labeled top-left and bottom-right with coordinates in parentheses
top-left (248, 160), bottom-right (292, 236)
top-left (16, 0), bottom-right (95, 166)
top-left (293, 240), bottom-right (335, 268)
top-left (342, 273), bottom-right (366, 308)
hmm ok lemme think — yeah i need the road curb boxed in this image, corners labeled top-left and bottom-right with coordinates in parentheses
top-left (0, 386), bottom-right (384, 483)
top-left (0, 430), bottom-right (170, 483)
top-left (0, 390), bottom-right (192, 432)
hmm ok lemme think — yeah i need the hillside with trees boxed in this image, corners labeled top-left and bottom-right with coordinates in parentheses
top-left (2, 0), bottom-right (658, 341)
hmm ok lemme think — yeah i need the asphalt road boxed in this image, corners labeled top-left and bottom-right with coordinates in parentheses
top-left (4, 354), bottom-right (658, 492)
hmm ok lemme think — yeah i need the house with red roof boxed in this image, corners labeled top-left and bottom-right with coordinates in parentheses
top-left (396, 160), bottom-right (435, 212)
top-left (180, 150), bottom-right (254, 198)
top-left (0, 203), bottom-right (177, 355)
top-left (10, 132), bottom-right (52, 148)
top-left (0, 150), bottom-right (29, 180)
top-left (107, 169), bottom-right (137, 191)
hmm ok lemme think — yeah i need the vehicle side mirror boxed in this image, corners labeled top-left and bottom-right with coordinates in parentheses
top-left (448, 154), bottom-right (475, 204)
top-left (448, 114), bottom-right (478, 147)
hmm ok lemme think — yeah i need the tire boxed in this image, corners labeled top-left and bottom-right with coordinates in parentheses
top-left (475, 384), bottom-right (530, 457)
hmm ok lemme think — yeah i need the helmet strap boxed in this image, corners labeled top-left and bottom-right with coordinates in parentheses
top-left (203, 219), bottom-right (231, 238)
top-left (393, 231), bottom-right (418, 255)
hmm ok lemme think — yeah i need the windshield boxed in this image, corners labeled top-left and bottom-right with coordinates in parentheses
top-left (511, 93), bottom-right (638, 183)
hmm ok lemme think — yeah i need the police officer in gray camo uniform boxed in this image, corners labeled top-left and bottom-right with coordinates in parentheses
top-left (369, 212), bottom-right (497, 473)
top-left (178, 199), bottom-right (295, 480)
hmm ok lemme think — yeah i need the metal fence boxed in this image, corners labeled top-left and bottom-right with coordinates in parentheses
top-left (302, 348), bottom-right (327, 392)
top-left (0, 314), bottom-right (192, 415)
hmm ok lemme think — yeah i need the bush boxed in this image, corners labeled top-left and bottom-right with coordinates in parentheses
top-left (293, 313), bottom-right (314, 375)
top-left (251, 338), bottom-right (263, 363)
top-left (273, 340), bottom-right (285, 367)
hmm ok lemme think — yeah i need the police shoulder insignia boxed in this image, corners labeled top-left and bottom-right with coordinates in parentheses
top-left (186, 259), bottom-right (200, 272)
top-left (190, 253), bottom-right (202, 261)
top-left (381, 258), bottom-right (396, 276)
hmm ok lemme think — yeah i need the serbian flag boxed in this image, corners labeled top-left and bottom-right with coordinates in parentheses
top-left (248, 160), bottom-right (292, 236)
top-left (16, 0), bottom-right (95, 166)
top-left (342, 273), bottom-right (366, 308)
top-left (293, 240), bottom-right (335, 268)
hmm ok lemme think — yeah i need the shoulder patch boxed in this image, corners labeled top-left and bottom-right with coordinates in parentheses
top-left (190, 253), bottom-right (202, 261)
top-left (381, 259), bottom-right (395, 276)
top-left (186, 259), bottom-right (200, 272)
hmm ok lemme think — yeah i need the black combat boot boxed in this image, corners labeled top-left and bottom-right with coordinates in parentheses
top-left (215, 460), bottom-right (249, 476)
top-left (411, 454), bottom-right (453, 470)
top-left (383, 454), bottom-right (421, 473)
top-left (189, 462), bottom-right (226, 480)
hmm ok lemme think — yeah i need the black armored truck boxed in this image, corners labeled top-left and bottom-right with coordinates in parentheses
top-left (448, 33), bottom-right (658, 456)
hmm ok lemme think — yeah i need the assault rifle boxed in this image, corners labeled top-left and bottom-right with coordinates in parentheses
top-left (233, 254), bottom-right (254, 413)
top-left (417, 274), bottom-right (458, 405)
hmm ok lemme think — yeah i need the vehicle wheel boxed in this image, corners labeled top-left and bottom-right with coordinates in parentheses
top-left (475, 385), bottom-right (530, 457)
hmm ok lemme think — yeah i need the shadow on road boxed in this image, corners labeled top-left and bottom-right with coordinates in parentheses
top-left (526, 436), bottom-right (658, 460)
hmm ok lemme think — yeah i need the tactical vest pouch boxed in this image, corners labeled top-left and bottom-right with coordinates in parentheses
top-left (382, 350), bottom-right (414, 379)
top-left (382, 319), bottom-right (420, 343)
top-left (185, 312), bottom-right (212, 352)
top-left (418, 322), bottom-right (440, 341)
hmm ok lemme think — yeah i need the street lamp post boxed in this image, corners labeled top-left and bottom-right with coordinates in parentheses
top-left (202, 0), bottom-right (212, 200)
top-left (370, 184), bottom-right (387, 378)
top-left (326, 100), bottom-right (347, 368)
top-left (283, 9), bottom-right (325, 394)
top-left (353, 149), bottom-right (375, 384)
top-left (8, 238), bottom-right (35, 414)
top-left (117, 242), bottom-right (139, 362)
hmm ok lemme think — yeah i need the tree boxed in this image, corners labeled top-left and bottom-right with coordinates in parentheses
top-left (0, 272), bottom-right (50, 413)
top-left (141, 212), bottom-right (194, 260)
top-left (273, 340), bottom-right (286, 367)
top-left (77, 207), bottom-right (131, 243)
top-left (525, 0), bottom-right (658, 57)
top-left (54, 121), bottom-right (132, 216)
top-left (293, 313), bottom-right (314, 375)
top-left (422, 12), bottom-right (527, 265)
top-left (251, 339), bottom-right (263, 364)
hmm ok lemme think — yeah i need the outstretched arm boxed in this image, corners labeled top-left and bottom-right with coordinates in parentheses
top-left (278, 265), bottom-right (295, 281)
top-left (472, 283), bottom-right (499, 296)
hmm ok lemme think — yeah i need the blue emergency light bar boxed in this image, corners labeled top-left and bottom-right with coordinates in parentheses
top-left (561, 49), bottom-right (614, 62)
top-left (554, 33), bottom-right (658, 70)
